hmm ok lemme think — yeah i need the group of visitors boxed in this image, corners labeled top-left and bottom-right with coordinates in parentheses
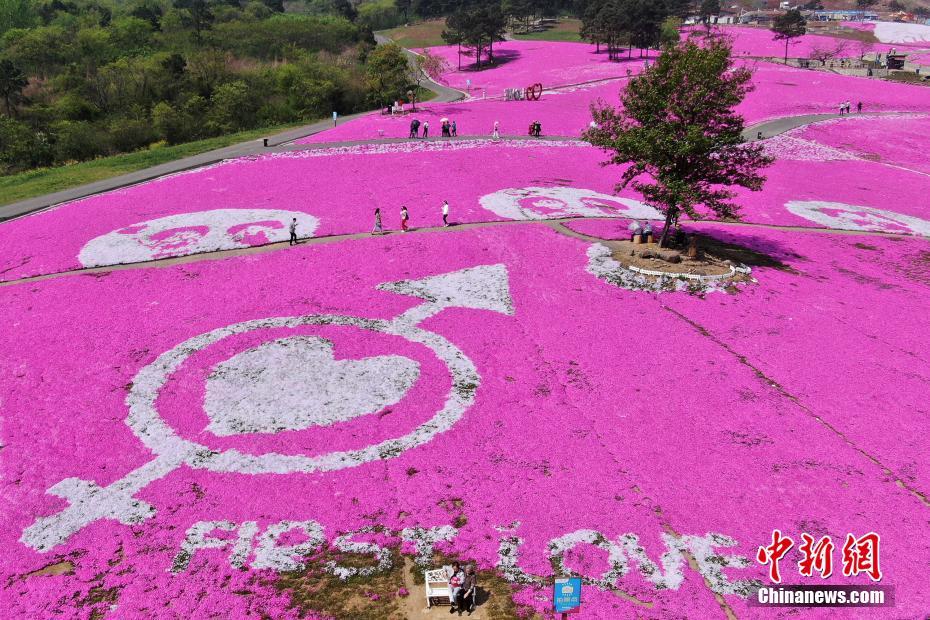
top-left (838, 101), bottom-right (862, 115)
top-left (446, 562), bottom-right (478, 616)
top-left (528, 121), bottom-right (542, 137)
top-left (371, 201), bottom-right (450, 235)
top-left (409, 118), bottom-right (457, 139)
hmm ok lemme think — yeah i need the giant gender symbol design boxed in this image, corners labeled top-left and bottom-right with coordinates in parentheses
top-left (22, 264), bottom-right (514, 552)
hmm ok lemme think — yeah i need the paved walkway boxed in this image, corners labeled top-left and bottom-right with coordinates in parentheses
top-left (1, 213), bottom-right (916, 289)
top-left (3, 108), bottom-right (903, 223)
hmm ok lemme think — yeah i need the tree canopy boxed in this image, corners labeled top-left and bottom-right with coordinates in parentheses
top-left (0, 0), bottom-right (381, 174)
top-left (771, 8), bottom-right (806, 64)
top-left (585, 38), bottom-right (773, 246)
top-left (441, 1), bottom-right (507, 69)
top-left (579, 0), bottom-right (669, 59)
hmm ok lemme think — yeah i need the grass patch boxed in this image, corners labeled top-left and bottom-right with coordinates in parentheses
top-left (276, 548), bottom-right (407, 620)
top-left (0, 121), bottom-right (310, 208)
top-left (884, 71), bottom-right (930, 86)
top-left (272, 545), bottom-right (540, 619)
top-left (381, 19), bottom-right (447, 48)
top-left (512, 18), bottom-right (583, 42)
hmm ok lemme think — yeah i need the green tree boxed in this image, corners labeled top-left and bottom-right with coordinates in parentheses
top-left (442, 2), bottom-right (506, 69)
top-left (626, 0), bottom-right (667, 54)
top-left (2, 25), bottom-right (70, 77)
top-left (395, 0), bottom-right (411, 21)
top-left (659, 16), bottom-right (681, 47)
top-left (0, 115), bottom-right (52, 172)
top-left (579, 0), bottom-right (606, 52)
top-left (173, 0), bottom-right (214, 42)
top-left (333, 0), bottom-right (357, 21)
top-left (208, 80), bottom-right (256, 132)
top-left (503, 0), bottom-right (535, 33)
top-left (585, 39), bottom-right (772, 247)
top-left (0, 0), bottom-right (38, 36)
top-left (365, 42), bottom-right (408, 107)
top-left (0, 59), bottom-right (28, 115)
top-left (699, 0), bottom-right (720, 26)
top-left (771, 8), bottom-right (806, 64)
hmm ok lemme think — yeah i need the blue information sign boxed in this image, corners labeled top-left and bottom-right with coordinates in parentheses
top-left (553, 577), bottom-right (582, 613)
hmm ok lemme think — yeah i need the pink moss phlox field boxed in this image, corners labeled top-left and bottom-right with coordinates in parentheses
top-left (685, 25), bottom-right (898, 58)
top-left (299, 54), bottom-right (930, 145)
top-left (295, 78), bottom-right (629, 144)
top-left (3, 224), bottom-right (930, 618)
top-left (419, 40), bottom-right (653, 94)
top-left (795, 114), bottom-right (930, 175)
top-left (736, 61), bottom-right (930, 123)
top-left (0, 141), bottom-right (652, 281)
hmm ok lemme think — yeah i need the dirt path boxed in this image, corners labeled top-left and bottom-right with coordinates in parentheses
top-left (1, 215), bottom-right (924, 289)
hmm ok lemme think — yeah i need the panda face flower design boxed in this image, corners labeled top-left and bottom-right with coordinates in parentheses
top-left (78, 209), bottom-right (320, 267)
top-left (481, 187), bottom-right (662, 221)
top-left (786, 201), bottom-right (930, 237)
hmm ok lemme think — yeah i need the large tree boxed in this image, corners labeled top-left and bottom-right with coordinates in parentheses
top-left (442, 2), bottom-right (506, 69)
top-left (585, 39), bottom-right (772, 247)
top-left (173, 0), bottom-right (214, 42)
top-left (0, 59), bottom-right (28, 115)
top-left (699, 0), bottom-right (720, 27)
top-left (771, 8), bottom-right (806, 64)
top-left (365, 42), bottom-right (409, 107)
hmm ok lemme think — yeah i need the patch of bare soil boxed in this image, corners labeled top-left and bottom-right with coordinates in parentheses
top-left (23, 560), bottom-right (75, 578)
top-left (275, 548), bottom-right (407, 620)
top-left (806, 24), bottom-right (879, 44)
top-left (274, 548), bottom-right (537, 620)
top-left (602, 231), bottom-right (790, 280)
top-left (404, 553), bottom-right (541, 620)
top-left (895, 250), bottom-right (930, 287)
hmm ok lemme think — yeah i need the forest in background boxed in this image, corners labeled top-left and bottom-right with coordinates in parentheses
top-left (0, 0), bottom-right (394, 174)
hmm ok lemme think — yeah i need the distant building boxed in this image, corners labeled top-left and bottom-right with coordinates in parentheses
top-left (684, 11), bottom-right (738, 25)
top-left (809, 10), bottom-right (878, 21)
top-left (886, 53), bottom-right (908, 69)
top-left (739, 10), bottom-right (778, 25)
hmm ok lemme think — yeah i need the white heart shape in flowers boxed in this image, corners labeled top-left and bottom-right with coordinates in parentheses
top-left (204, 335), bottom-right (420, 436)
top-left (479, 186), bottom-right (662, 221)
top-left (78, 208), bottom-right (320, 267)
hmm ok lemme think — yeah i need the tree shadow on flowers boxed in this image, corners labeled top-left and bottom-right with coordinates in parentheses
top-left (688, 228), bottom-right (805, 274)
top-left (458, 48), bottom-right (522, 72)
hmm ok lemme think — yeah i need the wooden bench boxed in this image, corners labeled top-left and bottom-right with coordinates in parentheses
top-left (424, 566), bottom-right (452, 608)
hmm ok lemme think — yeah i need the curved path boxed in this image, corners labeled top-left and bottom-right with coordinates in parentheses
top-left (3, 107), bottom-right (916, 223)
top-left (742, 111), bottom-right (918, 140)
top-left (1, 211), bottom-right (921, 289)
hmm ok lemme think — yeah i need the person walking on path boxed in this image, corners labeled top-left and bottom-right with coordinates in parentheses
top-left (401, 205), bottom-right (409, 232)
top-left (442, 200), bottom-right (450, 227)
top-left (451, 120), bottom-right (457, 137)
top-left (422, 121), bottom-right (429, 138)
top-left (409, 119), bottom-right (419, 138)
top-left (372, 208), bottom-right (383, 235)
top-left (492, 120), bottom-right (500, 139)
top-left (838, 102), bottom-right (845, 115)
top-left (857, 101), bottom-right (862, 113)
top-left (289, 218), bottom-right (298, 245)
